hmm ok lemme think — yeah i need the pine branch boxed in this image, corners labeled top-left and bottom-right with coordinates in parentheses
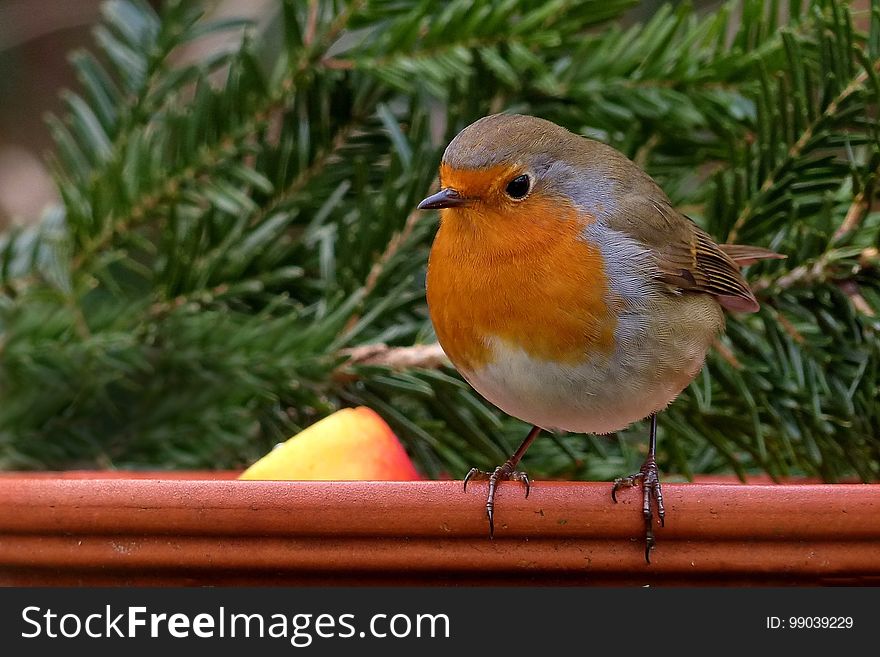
top-left (834, 167), bottom-right (879, 240)
top-left (727, 56), bottom-right (880, 243)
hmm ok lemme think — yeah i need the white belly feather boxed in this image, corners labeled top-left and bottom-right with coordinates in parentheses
top-left (461, 298), bottom-right (717, 434)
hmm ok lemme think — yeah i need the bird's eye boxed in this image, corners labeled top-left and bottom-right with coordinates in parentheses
top-left (505, 174), bottom-right (531, 200)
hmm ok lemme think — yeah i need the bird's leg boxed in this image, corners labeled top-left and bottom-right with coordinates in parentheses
top-left (611, 413), bottom-right (666, 563)
top-left (464, 425), bottom-right (542, 538)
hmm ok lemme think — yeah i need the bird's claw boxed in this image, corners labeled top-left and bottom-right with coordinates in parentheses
top-left (463, 462), bottom-right (530, 538)
top-left (611, 455), bottom-right (665, 563)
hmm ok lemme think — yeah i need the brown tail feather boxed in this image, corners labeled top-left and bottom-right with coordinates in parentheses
top-left (719, 244), bottom-right (786, 267)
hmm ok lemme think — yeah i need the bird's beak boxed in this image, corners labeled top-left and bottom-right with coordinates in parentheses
top-left (417, 187), bottom-right (467, 210)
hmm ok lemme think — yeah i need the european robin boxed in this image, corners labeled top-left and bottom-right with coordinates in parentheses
top-left (418, 113), bottom-right (782, 562)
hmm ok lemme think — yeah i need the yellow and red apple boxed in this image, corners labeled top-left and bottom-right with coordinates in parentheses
top-left (239, 406), bottom-right (420, 481)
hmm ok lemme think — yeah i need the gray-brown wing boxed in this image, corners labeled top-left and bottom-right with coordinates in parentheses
top-left (607, 195), bottom-right (774, 313)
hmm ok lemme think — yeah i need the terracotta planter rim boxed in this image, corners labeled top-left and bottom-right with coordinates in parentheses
top-left (1, 474), bottom-right (878, 586)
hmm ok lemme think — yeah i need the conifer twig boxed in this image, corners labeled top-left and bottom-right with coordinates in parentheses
top-left (727, 57), bottom-right (880, 243)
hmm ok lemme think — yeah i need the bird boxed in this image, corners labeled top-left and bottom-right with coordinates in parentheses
top-left (417, 113), bottom-right (782, 562)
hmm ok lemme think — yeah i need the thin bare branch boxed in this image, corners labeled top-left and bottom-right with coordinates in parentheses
top-left (334, 342), bottom-right (449, 381)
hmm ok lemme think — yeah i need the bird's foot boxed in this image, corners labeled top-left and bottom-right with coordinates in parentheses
top-left (611, 455), bottom-right (665, 564)
top-left (463, 462), bottom-right (531, 538)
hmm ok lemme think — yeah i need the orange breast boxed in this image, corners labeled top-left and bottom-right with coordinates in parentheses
top-left (426, 197), bottom-right (616, 371)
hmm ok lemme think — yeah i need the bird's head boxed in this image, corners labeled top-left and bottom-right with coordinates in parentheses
top-left (418, 114), bottom-right (618, 254)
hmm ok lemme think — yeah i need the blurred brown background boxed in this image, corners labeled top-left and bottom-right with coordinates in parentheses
top-left (0, 0), bottom-right (273, 229)
top-left (0, 0), bottom-right (104, 227)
